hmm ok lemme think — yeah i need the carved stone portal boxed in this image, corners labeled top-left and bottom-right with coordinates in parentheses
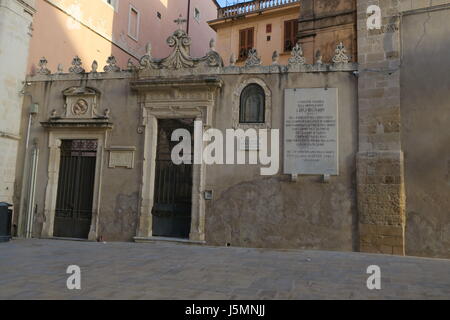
top-left (132, 77), bottom-right (223, 243)
top-left (57, 87), bottom-right (108, 120)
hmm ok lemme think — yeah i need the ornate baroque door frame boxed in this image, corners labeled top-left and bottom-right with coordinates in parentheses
top-left (133, 78), bottom-right (222, 242)
top-left (41, 130), bottom-right (108, 240)
top-left (40, 86), bottom-right (112, 241)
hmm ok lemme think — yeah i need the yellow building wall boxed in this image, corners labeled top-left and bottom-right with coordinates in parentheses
top-left (28, 0), bottom-right (116, 74)
top-left (212, 6), bottom-right (300, 66)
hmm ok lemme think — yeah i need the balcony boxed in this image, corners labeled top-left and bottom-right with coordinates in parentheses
top-left (218, 0), bottom-right (300, 19)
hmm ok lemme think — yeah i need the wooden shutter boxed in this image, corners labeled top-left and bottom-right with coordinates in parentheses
top-left (239, 27), bottom-right (255, 60)
top-left (293, 21), bottom-right (298, 46)
top-left (239, 29), bottom-right (246, 59)
top-left (284, 20), bottom-right (298, 51)
top-left (247, 28), bottom-right (254, 51)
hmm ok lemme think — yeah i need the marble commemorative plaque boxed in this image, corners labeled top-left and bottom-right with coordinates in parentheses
top-left (284, 88), bottom-right (338, 175)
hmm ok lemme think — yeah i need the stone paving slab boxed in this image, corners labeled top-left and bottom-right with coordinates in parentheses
top-left (0, 239), bottom-right (449, 300)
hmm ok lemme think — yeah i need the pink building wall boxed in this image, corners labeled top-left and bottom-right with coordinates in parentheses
top-left (27, 0), bottom-right (218, 74)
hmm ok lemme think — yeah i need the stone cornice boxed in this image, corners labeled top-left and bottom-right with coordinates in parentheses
top-left (41, 121), bottom-right (113, 130)
top-left (130, 76), bottom-right (223, 92)
top-left (26, 61), bottom-right (358, 82)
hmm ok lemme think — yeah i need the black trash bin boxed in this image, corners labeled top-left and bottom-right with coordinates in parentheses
top-left (0, 202), bottom-right (12, 242)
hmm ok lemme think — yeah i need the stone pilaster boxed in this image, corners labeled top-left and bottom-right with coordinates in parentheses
top-left (356, 0), bottom-right (405, 255)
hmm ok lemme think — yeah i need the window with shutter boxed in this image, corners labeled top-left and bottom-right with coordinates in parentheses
top-left (239, 27), bottom-right (255, 60)
top-left (284, 20), bottom-right (298, 52)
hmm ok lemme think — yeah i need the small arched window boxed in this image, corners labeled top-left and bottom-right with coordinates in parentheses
top-left (239, 84), bottom-right (265, 124)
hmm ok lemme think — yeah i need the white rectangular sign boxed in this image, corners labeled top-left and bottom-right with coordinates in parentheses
top-left (284, 88), bottom-right (339, 175)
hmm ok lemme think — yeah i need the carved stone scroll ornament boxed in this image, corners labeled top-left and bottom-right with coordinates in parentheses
top-left (69, 56), bottom-right (85, 74)
top-left (332, 42), bottom-right (350, 64)
top-left (139, 16), bottom-right (223, 71)
top-left (104, 56), bottom-right (121, 72)
top-left (245, 49), bottom-right (261, 67)
top-left (37, 57), bottom-right (51, 75)
top-left (204, 38), bottom-right (223, 68)
top-left (72, 99), bottom-right (89, 115)
top-left (164, 29), bottom-right (196, 69)
top-left (288, 43), bottom-right (306, 66)
top-left (139, 42), bottom-right (158, 69)
top-left (127, 58), bottom-right (136, 71)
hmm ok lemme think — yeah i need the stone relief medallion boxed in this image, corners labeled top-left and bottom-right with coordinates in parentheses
top-left (72, 99), bottom-right (89, 115)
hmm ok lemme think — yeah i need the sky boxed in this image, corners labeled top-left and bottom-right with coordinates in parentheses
top-left (216, 0), bottom-right (254, 7)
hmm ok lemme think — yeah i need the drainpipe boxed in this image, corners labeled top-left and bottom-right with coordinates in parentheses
top-left (17, 102), bottom-right (39, 238)
top-left (187, 0), bottom-right (191, 34)
top-left (26, 141), bottom-right (39, 238)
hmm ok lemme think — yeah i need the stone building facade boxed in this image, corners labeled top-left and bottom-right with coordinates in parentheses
top-left (12, 0), bottom-right (450, 259)
top-left (0, 0), bottom-right (36, 205)
top-left (357, 0), bottom-right (450, 258)
top-left (15, 20), bottom-right (360, 251)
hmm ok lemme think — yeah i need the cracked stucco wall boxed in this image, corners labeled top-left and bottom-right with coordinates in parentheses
top-left (205, 73), bottom-right (358, 251)
top-left (400, 4), bottom-right (450, 258)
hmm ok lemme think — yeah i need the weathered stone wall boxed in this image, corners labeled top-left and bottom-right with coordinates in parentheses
top-left (298, 0), bottom-right (357, 64)
top-left (0, 0), bottom-right (35, 205)
top-left (13, 74), bottom-right (142, 241)
top-left (400, 4), bottom-right (450, 258)
top-left (206, 72), bottom-right (358, 250)
top-left (356, 0), bottom-right (405, 255)
top-left (356, 0), bottom-right (450, 258)
top-left (18, 57), bottom-right (358, 248)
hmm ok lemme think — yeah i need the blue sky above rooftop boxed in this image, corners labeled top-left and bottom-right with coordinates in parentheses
top-left (217, 0), bottom-right (254, 7)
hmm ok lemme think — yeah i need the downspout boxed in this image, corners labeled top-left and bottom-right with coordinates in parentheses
top-left (187, 0), bottom-right (191, 35)
top-left (26, 141), bottom-right (39, 238)
top-left (17, 101), bottom-right (39, 238)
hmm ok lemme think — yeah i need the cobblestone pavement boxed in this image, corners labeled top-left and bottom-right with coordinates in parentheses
top-left (0, 239), bottom-right (449, 300)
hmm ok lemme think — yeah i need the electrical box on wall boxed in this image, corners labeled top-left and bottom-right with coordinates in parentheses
top-left (204, 191), bottom-right (213, 201)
